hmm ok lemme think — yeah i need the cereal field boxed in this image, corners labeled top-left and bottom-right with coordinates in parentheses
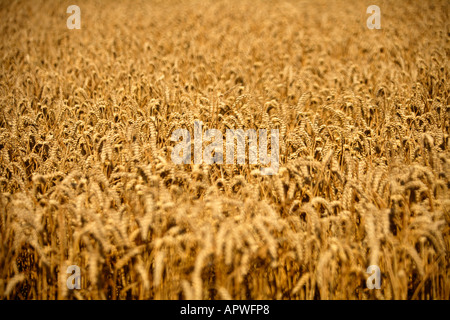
top-left (0, 0), bottom-right (449, 299)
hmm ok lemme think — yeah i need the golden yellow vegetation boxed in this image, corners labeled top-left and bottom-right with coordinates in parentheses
top-left (0, 0), bottom-right (449, 299)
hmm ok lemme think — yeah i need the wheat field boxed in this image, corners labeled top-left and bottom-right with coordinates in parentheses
top-left (0, 0), bottom-right (449, 300)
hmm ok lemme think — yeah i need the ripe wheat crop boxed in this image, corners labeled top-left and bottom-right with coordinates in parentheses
top-left (0, 0), bottom-right (449, 300)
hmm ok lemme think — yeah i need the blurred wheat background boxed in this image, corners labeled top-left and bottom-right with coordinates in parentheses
top-left (0, 0), bottom-right (449, 299)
